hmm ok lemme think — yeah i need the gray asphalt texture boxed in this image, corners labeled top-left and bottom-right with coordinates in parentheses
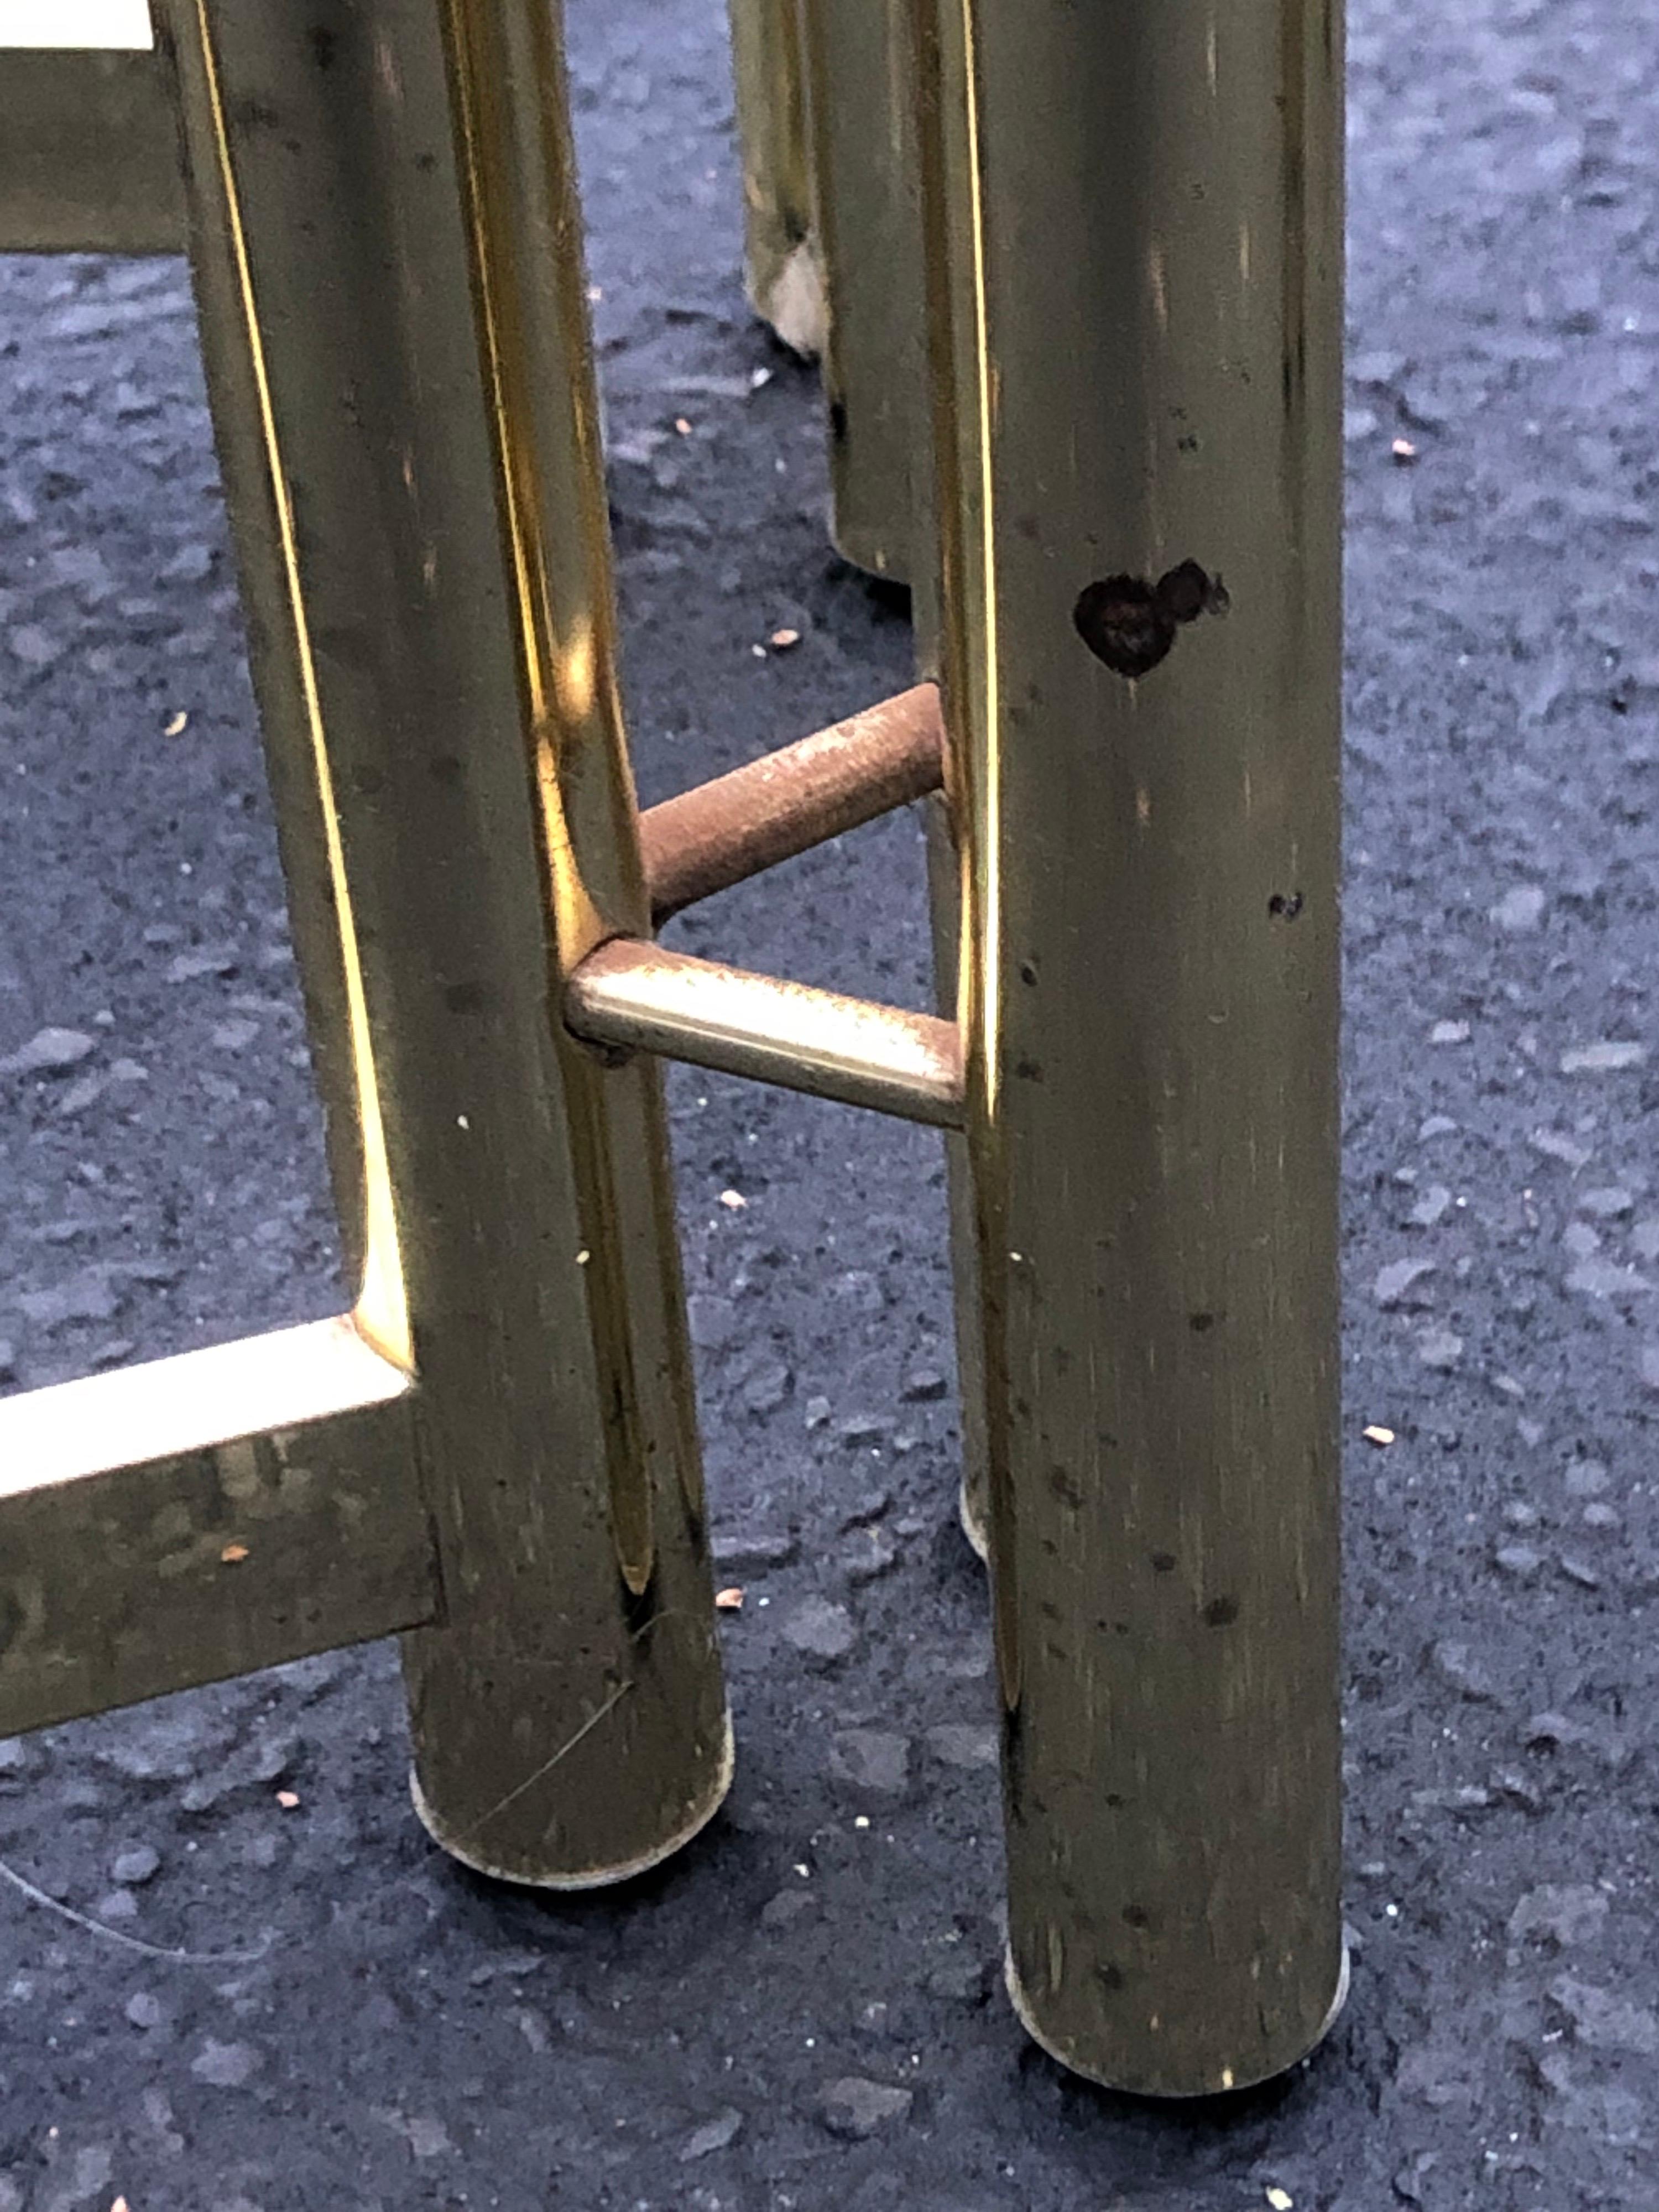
top-left (3, 0), bottom-right (1659, 2204)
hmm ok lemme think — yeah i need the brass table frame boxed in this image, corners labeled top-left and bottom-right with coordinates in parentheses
top-left (1, 0), bottom-right (1347, 2097)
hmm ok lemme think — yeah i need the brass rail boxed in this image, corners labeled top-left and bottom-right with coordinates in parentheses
top-left (0, 1318), bottom-right (432, 1735)
top-left (565, 937), bottom-right (964, 1127)
top-left (640, 682), bottom-right (942, 922)
top-left (0, 50), bottom-right (186, 255)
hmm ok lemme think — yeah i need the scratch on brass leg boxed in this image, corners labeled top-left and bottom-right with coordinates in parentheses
top-left (446, 1678), bottom-right (636, 1848)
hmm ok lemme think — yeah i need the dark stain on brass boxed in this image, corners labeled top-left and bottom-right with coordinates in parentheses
top-left (1269, 890), bottom-right (1305, 920)
top-left (1048, 1464), bottom-right (1085, 1509)
top-left (1071, 560), bottom-right (1230, 679)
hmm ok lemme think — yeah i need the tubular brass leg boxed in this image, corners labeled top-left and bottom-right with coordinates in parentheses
top-left (726, 0), bottom-right (825, 356)
top-left (797, 0), bottom-right (920, 582)
top-left (156, 0), bottom-right (731, 1888)
top-left (913, 0), bottom-right (1347, 2094)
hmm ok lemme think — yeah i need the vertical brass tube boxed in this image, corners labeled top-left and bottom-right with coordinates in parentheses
top-left (914, 0), bottom-right (1347, 2093)
top-left (158, 0), bottom-right (731, 1886)
top-left (725, 0), bottom-right (825, 356)
top-left (797, 0), bottom-right (919, 581)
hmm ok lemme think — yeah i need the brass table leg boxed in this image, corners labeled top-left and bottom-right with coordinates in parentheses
top-left (913, 0), bottom-right (1349, 2094)
top-left (726, 0), bottom-right (824, 356)
top-left (156, 0), bottom-right (732, 1887)
top-left (798, 0), bottom-right (920, 583)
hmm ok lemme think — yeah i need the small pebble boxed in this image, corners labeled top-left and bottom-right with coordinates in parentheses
top-left (1375, 1258), bottom-right (1437, 1308)
top-left (1578, 1186), bottom-right (1635, 1219)
top-left (759, 1889), bottom-right (814, 1931)
top-left (739, 1360), bottom-right (791, 1415)
top-left (8, 624), bottom-right (62, 669)
top-left (190, 2037), bottom-right (263, 2088)
top-left (926, 1724), bottom-right (999, 1770)
top-left (1490, 884), bottom-right (1547, 934)
top-left (711, 1528), bottom-right (798, 1572)
top-left (1430, 1019), bottom-right (1470, 1045)
top-left (165, 950), bottom-right (237, 983)
top-left (124, 1992), bottom-right (165, 2030)
top-left (828, 1730), bottom-right (910, 1793)
top-left (817, 2077), bottom-right (913, 2140)
top-left (18, 1271), bottom-right (121, 1330)
top-left (1431, 1639), bottom-right (1499, 1702)
top-left (1409, 1184), bottom-right (1453, 1227)
top-left (111, 1844), bottom-right (161, 1886)
top-left (837, 1413), bottom-right (889, 1447)
top-left (1507, 1884), bottom-right (1610, 1948)
top-left (927, 1948), bottom-right (990, 2001)
top-left (780, 1597), bottom-right (855, 1660)
top-left (56, 1074), bottom-right (108, 1114)
top-left (1561, 1041), bottom-right (1646, 1074)
top-left (1566, 1258), bottom-right (1650, 1298)
top-left (1416, 1327), bottom-right (1464, 1370)
top-left (840, 1527), bottom-right (898, 1583)
top-left (1491, 1769), bottom-right (1546, 1814)
top-left (1532, 1128), bottom-right (1594, 1169)
top-left (0, 1026), bottom-right (96, 1076)
top-left (1494, 1544), bottom-right (1543, 1579)
top-left (680, 2109), bottom-right (744, 2163)
top-left (1546, 1977), bottom-right (1659, 2056)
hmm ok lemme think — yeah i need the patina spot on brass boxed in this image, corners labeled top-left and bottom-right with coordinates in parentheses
top-left (1071, 560), bottom-right (1229, 679)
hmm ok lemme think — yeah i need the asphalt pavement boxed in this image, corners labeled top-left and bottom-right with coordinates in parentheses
top-left (2, 0), bottom-right (1657, 2205)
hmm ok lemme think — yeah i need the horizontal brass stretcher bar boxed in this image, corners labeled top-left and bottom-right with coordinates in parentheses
top-left (569, 681), bottom-right (963, 1127)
